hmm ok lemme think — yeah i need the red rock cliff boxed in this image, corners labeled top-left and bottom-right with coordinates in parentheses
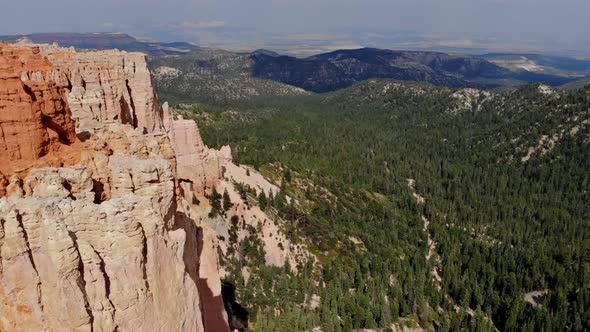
top-left (0, 44), bottom-right (77, 176)
top-left (0, 43), bottom-right (227, 331)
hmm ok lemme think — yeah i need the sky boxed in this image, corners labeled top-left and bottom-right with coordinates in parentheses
top-left (2, 0), bottom-right (590, 56)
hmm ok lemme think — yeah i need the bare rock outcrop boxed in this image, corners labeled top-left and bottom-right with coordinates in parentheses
top-left (448, 88), bottom-right (491, 114)
top-left (0, 161), bottom-right (202, 331)
top-left (0, 121), bottom-right (216, 331)
top-left (14, 41), bottom-right (165, 133)
top-left (0, 44), bottom-right (78, 175)
top-left (0, 43), bottom-right (228, 331)
top-left (168, 116), bottom-right (231, 197)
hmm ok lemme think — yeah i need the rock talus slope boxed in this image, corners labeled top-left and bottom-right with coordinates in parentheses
top-left (164, 109), bottom-right (313, 272)
top-left (0, 43), bottom-right (227, 331)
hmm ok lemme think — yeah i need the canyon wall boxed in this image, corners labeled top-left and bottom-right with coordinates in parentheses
top-left (0, 45), bottom-right (77, 177)
top-left (1, 41), bottom-right (314, 331)
top-left (14, 42), bottom-right (166, 134)
top-left (0, 43), bottom-right (226, 331)
top-left (0, 151), bottom-right (203, 331)
top-left (167, 115), bottom-right (232, 198)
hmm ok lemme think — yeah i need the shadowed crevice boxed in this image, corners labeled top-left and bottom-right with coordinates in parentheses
top-left (222, 281), bottom-right (249, 332)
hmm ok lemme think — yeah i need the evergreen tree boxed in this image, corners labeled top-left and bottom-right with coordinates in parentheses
top-left (258, 191), bottom-right (268, 211)
top-left (223, 189), bottom-right (232, 211)
top-left (208, 187), bottom-right (222, 218)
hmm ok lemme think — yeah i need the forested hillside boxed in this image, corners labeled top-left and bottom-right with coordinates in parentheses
top-left (171, 80), bottom-right (590, 331)
top-left (149, 50), bottom-right (310, 104)
top-left (149, 48), bottom-right (579, 106)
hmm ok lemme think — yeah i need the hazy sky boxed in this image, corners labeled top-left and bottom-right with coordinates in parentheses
top-left (2, 0), bottom-right (590, 55)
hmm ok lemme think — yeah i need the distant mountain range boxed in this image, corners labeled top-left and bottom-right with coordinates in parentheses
top-left (1, 32), bottom-right (585, 94)
top-left (0, 32), bottom-right (200, 55)
top-left (152, 47), bottom-right (580, 102)
top-left (249, 48), bottom-right (579, 92)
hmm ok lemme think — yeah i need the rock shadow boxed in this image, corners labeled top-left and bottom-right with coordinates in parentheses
top-left (173, 211), bottom-right (230, 331)
top-left (222, 281), bottom-right (249, 332)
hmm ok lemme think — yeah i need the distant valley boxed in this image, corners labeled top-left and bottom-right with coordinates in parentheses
top-left (481, 53), bottom-right (590, 77)
top-left (247, 48), bottom-right (582, 91)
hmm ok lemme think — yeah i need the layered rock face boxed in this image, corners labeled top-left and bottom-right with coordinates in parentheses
top-left (0, 162), bottom-right (202, 331)
top-left (167, 115), bottom-right (231, 197)
top-left (0, 44), bottom-right (77, 176)
top-left (0, 43), bottom-right (226, 331)
top-left (0, 42), bottom-right (313, 332)
top-left (16, 41), bottom-right (165, 133)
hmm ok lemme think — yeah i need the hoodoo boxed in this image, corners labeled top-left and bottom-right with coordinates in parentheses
top-left (0, 43), bottom-right (226, 331)
top-left (0, 45), bottom-right (77, 175)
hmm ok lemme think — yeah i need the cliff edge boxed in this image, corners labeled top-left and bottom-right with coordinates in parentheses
top-left (0, 43), bottom-right (226, 331)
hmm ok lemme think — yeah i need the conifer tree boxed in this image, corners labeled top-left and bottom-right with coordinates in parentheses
top-left (223, 189), bottom-right (232, 211)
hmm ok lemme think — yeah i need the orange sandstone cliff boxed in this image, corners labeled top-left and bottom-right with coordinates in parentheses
top-left (0, 43), bottom-right (227, 331)
top-left (0, 45), bottom-right (78, 177)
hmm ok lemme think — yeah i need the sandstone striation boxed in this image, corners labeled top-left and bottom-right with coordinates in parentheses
top-left (0, 44), bottom-right (78, 175)
top-left (15, 41), bottom-right (165, 133)
top-left (168, 115), bottom-right (232, 197)
top-left (0, 160), bottom-right (202, 331)
top-left (0, 43), bottom-right (227, 331)
top-left (0, 121), bottom-right (221, 331)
